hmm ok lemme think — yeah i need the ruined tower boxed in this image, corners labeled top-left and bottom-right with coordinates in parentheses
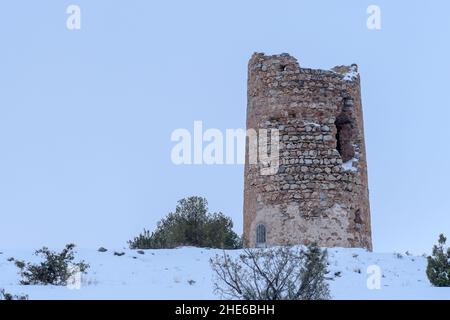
top-left (243, 53), bottom-right (372, 250)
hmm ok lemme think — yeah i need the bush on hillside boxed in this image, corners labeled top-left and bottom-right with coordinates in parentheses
top-left (210, 244), bottom-right (330, 300)
top-left (426, 234), bottom-right (450, 287)
top-left (0, 289), bottom-right (28, 300)
top-left (15, 243), bottom-right (89, 286)
top-left (128, 196), bottom-right (241, 249)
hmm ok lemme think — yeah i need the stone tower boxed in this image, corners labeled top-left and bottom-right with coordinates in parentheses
top-left (243, 53), bottom-right (372, 250)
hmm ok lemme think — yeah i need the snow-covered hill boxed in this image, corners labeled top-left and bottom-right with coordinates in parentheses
top-left (1, 247), bottom-right (449, 300)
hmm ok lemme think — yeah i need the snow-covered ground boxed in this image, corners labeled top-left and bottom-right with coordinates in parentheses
top-left (0, 247), bottom-right (449, 300)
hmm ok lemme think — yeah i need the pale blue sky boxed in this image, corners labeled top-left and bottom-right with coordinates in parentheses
top-left (0, 0), bottom-right (449, 253)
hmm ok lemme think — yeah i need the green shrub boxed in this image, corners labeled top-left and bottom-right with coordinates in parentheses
top-left (129, 196), bottom-right (241, 249)
top-left (426, 234), bottom-right (450, 287)
top-left (15, 243), bottom-right (89, 286)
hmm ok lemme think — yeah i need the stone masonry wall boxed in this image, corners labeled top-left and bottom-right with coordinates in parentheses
top-left (243, 53), bottom-right (372, 250)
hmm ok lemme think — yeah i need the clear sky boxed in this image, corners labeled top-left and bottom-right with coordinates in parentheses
top-left (0, 0), bottom-right (449, 254)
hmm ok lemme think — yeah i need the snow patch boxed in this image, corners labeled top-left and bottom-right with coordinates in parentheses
top-left (342, 158), bottom-right (358, 172)
top-left (342, 65), bottom-right (359, 82)
top-left (303, 121), bottom-right (320, 127)
top-left (1, 247), bottom-right (449, 300)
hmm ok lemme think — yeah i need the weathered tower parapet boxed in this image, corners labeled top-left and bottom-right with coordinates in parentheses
top-left (243, 52), bottom-right (372, 250)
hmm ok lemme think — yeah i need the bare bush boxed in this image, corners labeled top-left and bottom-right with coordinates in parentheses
top-left (210, 244), bottom-right (330, 300)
